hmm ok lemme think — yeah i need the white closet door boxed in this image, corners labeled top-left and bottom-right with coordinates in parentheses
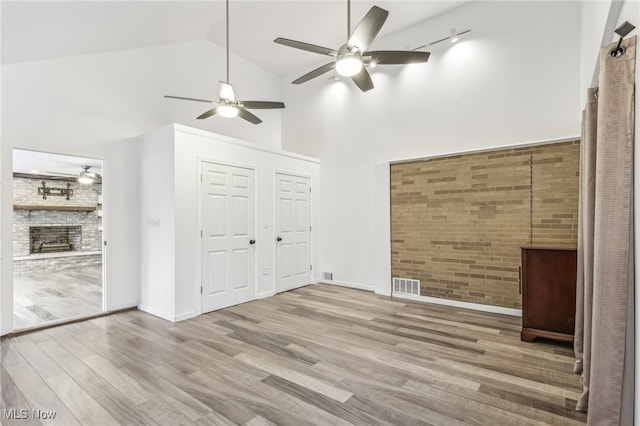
top-left (276, 173), bottom-right (311, 293)
top-left (201, 161), bottom-right (255, 313)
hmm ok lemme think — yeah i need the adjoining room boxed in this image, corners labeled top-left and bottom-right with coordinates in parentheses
top-left (11, 149), bottom-right (103, 330)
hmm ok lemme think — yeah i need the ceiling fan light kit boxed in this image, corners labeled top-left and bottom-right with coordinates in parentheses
top-left (78, 166), bottom-right (97, 184)
top-left (217, 103), bottom-right (239, 118)
top-left (275, 0), bottom-right (430, 92)
top-left (78, 175), bottom-right (94, 185)
top-left (336, 55), bottom-right (363, 77)
top-left (164, 0), bottom-right (285, 124)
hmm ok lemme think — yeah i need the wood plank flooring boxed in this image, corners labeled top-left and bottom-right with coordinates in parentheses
top-left (1, 284), bottom-right (586, 425)
top-left (13, 266), bottom-right (102, 330)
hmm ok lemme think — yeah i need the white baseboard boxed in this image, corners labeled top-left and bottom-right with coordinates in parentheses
top-left (174, 311), bottom-right (197, 322)
top-left (318, 279), bottom-right (375, 292)
top-left (391, 292), bottom-right (522, 317)
top-left (138, 304), bottom-right (176, 322)
top-left (375, 289), bottom-right (392, 297)
top-left (105, 303), bottom-right (138, 312)
top-left (258, 291), bottom-right (276, 299)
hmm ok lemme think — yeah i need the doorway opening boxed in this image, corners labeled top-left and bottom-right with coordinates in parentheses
top-left (12, 149), bottom-right (104, 330)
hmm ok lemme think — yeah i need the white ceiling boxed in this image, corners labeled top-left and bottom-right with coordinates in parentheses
top-left (13, 149), bottom-right (103, 177)
top-left (2, 1), bottom-right (470, 75)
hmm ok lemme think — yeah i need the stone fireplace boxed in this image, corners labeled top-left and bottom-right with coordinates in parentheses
top-left (29, 226), bottom-right (82, 254)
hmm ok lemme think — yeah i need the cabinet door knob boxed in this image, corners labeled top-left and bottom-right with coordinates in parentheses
top-left (276, 237), bottom-right (282, 242)
top-left (249, 239), bottom-right (256, 245)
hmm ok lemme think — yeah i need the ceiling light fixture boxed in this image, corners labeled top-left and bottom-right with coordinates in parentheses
top-left (78, 165), bottom-right (96, 185)
top-left (274, 0), bottom-right (430, 92)
top-left (78, 175), bottom-right (94, 185)
top-left (217, 103), bottom-right (239, 118)
top-left (450, 28), bottom-right (459, 43)
top-left (163, 0), bottom-right (285, 124)
top-left (336, 54), bottom-right (363, 77)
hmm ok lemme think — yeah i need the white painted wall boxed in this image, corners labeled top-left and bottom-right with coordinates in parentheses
top-left (282, 1), bottom-right (582, 294)
top-left (137, 124), bottom-right (320, 321)
top-left (1, 39), bottom-right (283, 150)
top-left (102, 139), bottom-right (141, 312)
top-left (579, 0), bottom-right (614, 103)
top-left (0, 137), bottom-right (141, 335)
top-left (138, 126), bottom-right (176, 320)
top-left (1, 37), bottom-right (285, 335)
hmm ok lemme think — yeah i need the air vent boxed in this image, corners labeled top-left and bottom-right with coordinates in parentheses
top-left (322, 272), bottom-right (333, 280)
top-left (392, 277), bottom-right (420, 295)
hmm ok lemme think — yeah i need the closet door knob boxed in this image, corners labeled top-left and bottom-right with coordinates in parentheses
top-left (249, 239), bottom-right (256, 245)
top-left (276, 237), bottom-right (282, 242)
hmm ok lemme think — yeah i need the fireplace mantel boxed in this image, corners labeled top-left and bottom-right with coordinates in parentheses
top-left (14, 204), bottom-right (96, 212)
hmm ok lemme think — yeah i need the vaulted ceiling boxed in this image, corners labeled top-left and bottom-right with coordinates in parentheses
top-left (2, 1), bottom-right (470, 75)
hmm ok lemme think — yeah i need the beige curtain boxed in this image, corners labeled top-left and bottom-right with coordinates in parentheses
top-left (574, 36), bottom-right (636, 425)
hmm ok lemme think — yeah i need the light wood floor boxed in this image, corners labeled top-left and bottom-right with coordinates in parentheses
top-left (1, 284), bottom-right (586, 425)
top-left (13, 266), bottom-right (102, 330)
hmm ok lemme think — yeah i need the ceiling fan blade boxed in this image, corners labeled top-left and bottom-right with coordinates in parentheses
top-left (292, 62), bottom-right (336, 84)
top-left (164, 95), bottom-right (213, 103)
top-left (197, 107), bottom-right (218, 120)
top-left (237, 108), bottom-right (262, 125)
top-left (351, 67), bottom-right (374, 92)
top-left (365, 50), bottom-right (430, 65)
top-left (274, 38), bottom-right (338, 56)
top-left (347, 6), bottom-right (389, 52)
top-left (43, 171), bottom-right (78, 177)
top-left (239, 101), bottom-right (285, 109)
top-left (219, 81), bottom-right (236, 102)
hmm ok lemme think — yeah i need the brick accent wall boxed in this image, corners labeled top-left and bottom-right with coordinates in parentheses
top-left (390, 140), bottom-right (579, 309)
top-left (12, 176), bottom-right (103, 275)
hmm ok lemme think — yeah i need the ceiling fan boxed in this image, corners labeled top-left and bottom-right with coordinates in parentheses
top-left (275, 0), bottom-right (430, 92)
top-left (164, 0), bottom-right (285, 124)
top-left (43, 165), bottom-right (101, 184)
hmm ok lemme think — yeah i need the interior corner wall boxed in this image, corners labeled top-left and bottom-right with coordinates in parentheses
top-left (138, 126), bottom-right (176, 320)
top-left (136, 124), bottom-right (320, 322)
top-left (282, 1), bottom-right (581, 294)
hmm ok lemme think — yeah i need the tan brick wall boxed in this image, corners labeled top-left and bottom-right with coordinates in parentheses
top-left (390, 140), bottom-right (579, 309)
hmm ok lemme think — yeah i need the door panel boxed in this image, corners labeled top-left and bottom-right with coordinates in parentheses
top-left (206, 251), bottom-right (226, 294)
top-left (232, 196), bottom-right (249, 235)
top-left (207, 195), bottom-right (226, 236)
top-left (201, 161), bottom-right (256, 313)
top-left (276, 173), bottom-right (311, 293)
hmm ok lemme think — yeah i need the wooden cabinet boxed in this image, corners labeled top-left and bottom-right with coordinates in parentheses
top-left (520, 246), bottom-right (577, 343)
